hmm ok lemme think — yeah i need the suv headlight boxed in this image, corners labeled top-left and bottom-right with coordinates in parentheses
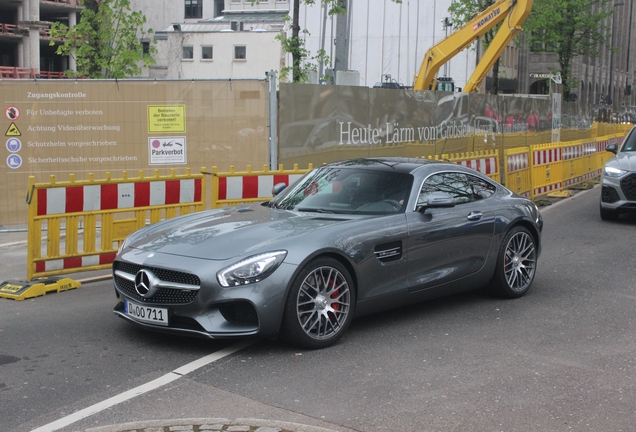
top-left (604, 166), bottom-right (626, 178)
top-left (217, 251), bottom-right (287, 287)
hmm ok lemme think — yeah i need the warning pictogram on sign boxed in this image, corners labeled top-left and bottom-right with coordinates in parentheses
top-left (5, 106), bottom-right (20, 121)
top-left (5, 122), bottom-right (21, 136)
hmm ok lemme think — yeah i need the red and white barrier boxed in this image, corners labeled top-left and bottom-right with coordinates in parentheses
top-left (37, 179), bottom-right (202, 216)
top-left (218, 174), bottom-right (305, 201)
top-left (456, 157), bottom-right (497, 175)
top-left (35, 253), bottom-right (117, 273)
top-left (507, 153), bottom-right (529, 173)
top-left (533, 148), bottom-right (561, 165)
top-left (533, 182), bottom-right (563, 196)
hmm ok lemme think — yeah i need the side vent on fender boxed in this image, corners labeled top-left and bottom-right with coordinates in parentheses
top-left (374, 241), bottom-right (403, 263)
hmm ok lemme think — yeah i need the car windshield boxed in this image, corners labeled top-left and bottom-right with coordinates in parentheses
top-left (271, 167), bottom-right (413, 214)
top-left (621, 130), bottom-right (636, 152)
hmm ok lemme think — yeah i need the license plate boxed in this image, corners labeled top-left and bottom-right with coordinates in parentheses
top-left (124, 300), bottom-right (169, 326)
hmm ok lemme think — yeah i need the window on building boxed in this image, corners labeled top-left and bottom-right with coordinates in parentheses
top-left (234, 45), bottom-right (246, 60)
top-left (182, 45), bottom-right (194, 60)
top-left (214, 0), bottom-right (224, 17)
top-left (201, 45), bottom-right (213, 60)
top-left (185, 0), bottom-right (203, 19)
top-left (142, 41), bottom-right (150, 57)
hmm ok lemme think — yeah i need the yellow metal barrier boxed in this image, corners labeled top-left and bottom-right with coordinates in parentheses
top-left (21, 130), bottom-right (631, 283)
top-left (529, 142), bottom-right (564, 198)
top-left (503, 147), bottom-right (532, 198)
top-left (26, 168), bottom-right (206, 281)
top-left (211, 164), bottom-right (313, 208)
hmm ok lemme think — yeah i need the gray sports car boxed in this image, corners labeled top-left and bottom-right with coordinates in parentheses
top-left (113, 157), bottom-right (543, 349)
top-left (600, 126), bottom-right (636, 220)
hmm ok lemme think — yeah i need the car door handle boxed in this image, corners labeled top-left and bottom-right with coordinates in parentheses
top-left (467, 211), bottom-right (483, 221)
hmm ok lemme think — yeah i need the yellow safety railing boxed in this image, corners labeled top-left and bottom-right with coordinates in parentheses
top-left (26, 168), bottom-right (205, 281)
top-left (22, 129), bottom-right (631, 282)
top-left (503, 147), bottom-right (532, 198)
top-left (211, 164), bottom-right (313, 208)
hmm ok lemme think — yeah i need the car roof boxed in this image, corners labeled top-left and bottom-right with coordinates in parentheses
top-left (323, 157), bottom-right (447, 174)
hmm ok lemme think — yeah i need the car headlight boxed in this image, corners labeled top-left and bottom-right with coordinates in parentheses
top-left (604, 166), bottom-right (626, 178)
top-left (217, 251), bottom-right (287, 287)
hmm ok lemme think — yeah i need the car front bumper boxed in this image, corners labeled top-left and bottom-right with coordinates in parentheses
top-left (601, 173), bottom-right (636, 214)
top-left (112, 248), bottom-right (298, 339)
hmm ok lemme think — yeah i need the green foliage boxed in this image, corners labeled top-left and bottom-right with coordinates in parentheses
top-left (49, 0), bottom-right (156, 78)
top-left (524, 0), bottom-right (614, 95)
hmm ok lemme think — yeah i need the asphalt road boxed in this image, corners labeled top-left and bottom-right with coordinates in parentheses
top-left (2, 186), bottom-right (636, 432)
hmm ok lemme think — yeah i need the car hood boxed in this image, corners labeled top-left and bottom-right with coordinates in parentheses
top-left (124, 204), bottom-right (354, 260)
top-left (610, 152), bottom-right (636, 172)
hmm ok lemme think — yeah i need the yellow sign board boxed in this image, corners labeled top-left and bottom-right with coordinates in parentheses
top-left (148, 105), bottom-right (186, 133)
top-left (0, 283), bottom-right (23, 293)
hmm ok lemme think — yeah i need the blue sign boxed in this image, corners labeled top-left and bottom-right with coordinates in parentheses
top-left (7, 154), bottom-right (22, 169)
top-left (6, 138), bottom-right (21, 152)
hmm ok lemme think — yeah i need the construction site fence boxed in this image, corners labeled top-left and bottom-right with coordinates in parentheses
top-left (27, 168), bottom-right (206, 281)
top-left (25, 131), bottom-right (627, 281)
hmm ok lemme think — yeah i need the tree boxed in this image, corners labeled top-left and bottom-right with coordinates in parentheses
top-left (49, 0), bottom-right (156, 79)
top-left (448, 0), bottom-right (502, 94)
top-left (523, 0), bottom-right (614, 99)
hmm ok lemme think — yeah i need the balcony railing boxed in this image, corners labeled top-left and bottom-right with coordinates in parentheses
top-left (39, 70), bottom-right (67, 79)
top-left (41, 0), bottom-right (81, 6)
top-left (0, 23), bottom-right (19, 35)
top-left (0, 67), bottom-right (37, 78)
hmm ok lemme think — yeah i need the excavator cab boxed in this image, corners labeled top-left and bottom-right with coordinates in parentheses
top-left (433, 77), bottom-right (455, 92)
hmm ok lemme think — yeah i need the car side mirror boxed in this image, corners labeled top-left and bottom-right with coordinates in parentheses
top-left (272, 182), bottom-right (287, 196)
top-left (606, 143), bottom-right (618, 154)
top-left (416, 192), bottom-right (456, 213)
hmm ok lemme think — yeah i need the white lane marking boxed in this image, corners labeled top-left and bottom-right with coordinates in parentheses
top-left (30, 340), bottom-right (254, 432)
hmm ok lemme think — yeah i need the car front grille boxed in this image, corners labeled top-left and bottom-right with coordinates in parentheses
top-left (620, 174), bottom-right (636, 200)
top-left (113, 261), bottom-right (200, 305)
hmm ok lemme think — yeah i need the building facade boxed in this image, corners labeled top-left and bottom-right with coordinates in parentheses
top-left (1, 0), bottom-right (634, 110)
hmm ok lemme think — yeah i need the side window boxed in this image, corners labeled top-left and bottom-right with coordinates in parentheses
top-left (418, 172), bottom-right (489, 206)
top-left (466, 174), bottom-right (497, 199)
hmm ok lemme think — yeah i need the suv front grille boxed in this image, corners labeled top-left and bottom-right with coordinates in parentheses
top-left (620, 174), bottom-right (636, 200)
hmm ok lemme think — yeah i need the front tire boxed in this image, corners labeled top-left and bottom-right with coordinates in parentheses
top-left (490, 226), bottom-right (537, 298)
top-left (280, 257), bottom-right (355, 349)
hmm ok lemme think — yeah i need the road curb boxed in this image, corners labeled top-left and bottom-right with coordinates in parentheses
top-left (84, 417), bottom-right (344, 432)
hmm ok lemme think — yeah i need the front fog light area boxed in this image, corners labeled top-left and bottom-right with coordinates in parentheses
top-left (217, 251), bottom-right (287, 287)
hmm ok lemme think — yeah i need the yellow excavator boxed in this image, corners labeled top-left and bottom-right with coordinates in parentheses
top-left (413, 0), bottom-right (534, 92)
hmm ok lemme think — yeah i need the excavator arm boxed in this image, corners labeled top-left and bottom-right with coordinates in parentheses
top-left (412, 0), bottom-right (534, 92)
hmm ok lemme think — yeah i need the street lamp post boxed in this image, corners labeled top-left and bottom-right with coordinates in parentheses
top-left (441, 17), bottom-right (452, 77)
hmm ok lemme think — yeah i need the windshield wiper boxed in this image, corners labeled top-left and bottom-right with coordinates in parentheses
top-left (296, 207), bottom-right (334, 214)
